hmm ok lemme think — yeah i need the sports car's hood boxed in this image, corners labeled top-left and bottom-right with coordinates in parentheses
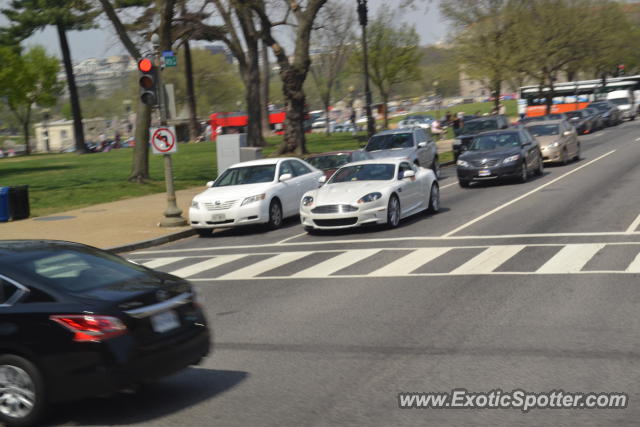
top-left (195, 183), bottom-right (273, 202)
top-left (366, 148), bottom-right (414, 159)
top-left (313, 181), bottom-right (391, 205)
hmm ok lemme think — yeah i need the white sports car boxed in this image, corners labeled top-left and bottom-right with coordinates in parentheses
top-left (300, 158), bottom-right (440, 231)
top-left (190, 158), bottom-right (323, 236)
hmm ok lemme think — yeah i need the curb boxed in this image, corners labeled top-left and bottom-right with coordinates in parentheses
top-left (108, 228), bottom-right (197, 254)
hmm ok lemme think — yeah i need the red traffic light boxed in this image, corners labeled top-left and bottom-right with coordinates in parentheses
top-left (138, 58), bottom-right (153, 73)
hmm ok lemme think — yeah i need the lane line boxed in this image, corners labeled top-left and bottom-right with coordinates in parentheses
top-left (626, 213), bottom-right (640, 233)
top-left (142, 257), bottom-right (185, 269)
top-left (292, 249), bottom-right (381, 278)
top-left (441, 150), bottom-right (617, 237)
top-left (217, 251), bottom-right (312, 280)
top-left (635, 137), bottom-right (640, 142)
top-left (536, 244), bottom-right (605, 274)
top-left (133, 230), bottom-right (640, 254)
top-left (439, 182), bottom-right (458, 189)
top-left (169, 254), bottom-right (246, 278)
top-left (276, 232), bottom-right (308, 245)
top-left (625, 252), bottom-right (640, 273)
top-left (450, 245), bottom-right (525, 274)
top-left (368, 247), bottom-right (451, 276)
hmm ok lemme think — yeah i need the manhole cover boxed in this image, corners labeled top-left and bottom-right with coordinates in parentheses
top-left (34, 216), bottom-right (76, 221)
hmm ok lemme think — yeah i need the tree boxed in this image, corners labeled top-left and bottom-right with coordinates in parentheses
top-left (309, 1), bottom-right (354, 135)
top-left (354, 12), bottom-right (421, 129)
top-left (3, 0), bottom-right (98, 154)
top-left (250, 0), bottom-right (329, 155)
top-left (0, 46), bottom-right (62, 154)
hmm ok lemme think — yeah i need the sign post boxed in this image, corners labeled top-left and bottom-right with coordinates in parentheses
top-left (151, 35), bottom-right (186, 228)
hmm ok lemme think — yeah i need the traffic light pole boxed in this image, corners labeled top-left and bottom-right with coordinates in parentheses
top-left (357, 0), bottom-right (375, 138)
top-left (151, 34), bottom-right (186, 228)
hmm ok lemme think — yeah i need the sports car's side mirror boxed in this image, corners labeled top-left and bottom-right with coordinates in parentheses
top-left (318, 175), bottom-right (327, 184)
top-left (402, 170), bottom-right (416, 179)
top-left (206, 181), bottom-right (214, 188)
top-left (279, 173), bottom-right (293, 182)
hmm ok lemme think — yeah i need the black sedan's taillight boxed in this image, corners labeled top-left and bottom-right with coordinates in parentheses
top-left (50, 315), bottom-right (128, 342)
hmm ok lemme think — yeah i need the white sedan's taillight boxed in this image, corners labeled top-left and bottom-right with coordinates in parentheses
top-left (50, 315), bottom-right (127, 342)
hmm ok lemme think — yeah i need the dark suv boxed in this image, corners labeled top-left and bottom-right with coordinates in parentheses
top-left (453, 115), bottom-right (510, 161)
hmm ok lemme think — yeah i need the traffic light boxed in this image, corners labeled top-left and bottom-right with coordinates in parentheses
top-left (138, 57), bottom-right (158, 106)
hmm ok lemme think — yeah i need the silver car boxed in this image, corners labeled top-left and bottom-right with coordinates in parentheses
top-left (363, 128), bottom-right (440, 178)
top-left (525, 119), bottom-right (580, 164)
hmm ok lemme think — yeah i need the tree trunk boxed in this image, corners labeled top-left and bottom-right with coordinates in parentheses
top-left (382, 93), bottom-right (389, 129)
top-left (260, 40), bottom-right (271, 135)
top-left (277, 69), bottom-right (307, 155)
top-left (129, 101), bottom-right (152, 182)
top-left (545, 75), bottom-right (555, 115)
top-left (22, 107), bottom-right (31, 155)
top-left (183, 39), bottom-right (199, 141)
top-left (493, 79), bottom-right (501, 112)
top-left (324, 100), bottom-right (331, 136)
top-left (56, 23), bottom-right (86, 154)
top-left (244, 42), bottom-right (264, 147)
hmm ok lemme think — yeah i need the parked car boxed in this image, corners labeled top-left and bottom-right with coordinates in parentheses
top-left (588, 101), bottom-right (623, 126)
top-left (456, 128), bottom-right (544, 187)
top-left (583, 107), bottom-right (606, 131)
top-left (363, 128), bottom-right (440, 177)
top-left (525, 120), bottom-right (580, 164)
top-left (305, 150), bottom-right (373, 180)
top-left (0, 240), bottom-right (210, 427)
top-left (189, 158), bottom-right (323, 236)
top-left (300, 158), bottom-right (439, 231)
top-left (565, 109), bottom-right (595, 135)
top-left (398, 115), bottom-right (433, 130)
top-left (453, 115), bottom-right (510, 161)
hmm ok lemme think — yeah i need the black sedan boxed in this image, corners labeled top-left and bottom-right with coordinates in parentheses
top-left (456, 129), bottom-right (543, 187)
top-left (452, 115), bottom-right (510, 161)
top-left (588, 101), bottom-right (623, 127)
top-left (0, 240), bottom-right (210, 426)
top-left (565, 109), bottom-right (597, 135)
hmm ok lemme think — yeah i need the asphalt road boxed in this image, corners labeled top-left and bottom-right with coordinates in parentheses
top-left (52, 122), bottom-right (640, 426)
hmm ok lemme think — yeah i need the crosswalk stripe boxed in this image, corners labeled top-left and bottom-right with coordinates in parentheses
top-left (536, 244), bottom-right (605, 274)
top-left (292, 249), bottom-right (382, 278)
top-left (217, 252), bottom-right (313, 280)
top-left (625, 251), bottom-right (640, 273)
top-left (368, 247), bottom-right (451, 276)
top-left (450, 245), bottom-right (526, 274)
top-left (169, 254), bottom-right (247, 278)
top-left (142, 257), bottom-right (186, 269)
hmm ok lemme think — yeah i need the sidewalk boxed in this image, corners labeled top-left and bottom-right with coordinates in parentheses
top-left (0, 187), bottom-right (204, 251)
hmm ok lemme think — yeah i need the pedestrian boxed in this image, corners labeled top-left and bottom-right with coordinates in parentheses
top-left (98, 133), bottom-right (108, 151)
top-left (431, 119), bottom-right (445, 140)
top-left (444, 111), bottom-right (452, 126)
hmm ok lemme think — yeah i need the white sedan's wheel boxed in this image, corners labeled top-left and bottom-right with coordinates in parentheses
top-left (427, 183), bottom-right (440, 213)
top-left (387, 195), bottom-right (401, 228)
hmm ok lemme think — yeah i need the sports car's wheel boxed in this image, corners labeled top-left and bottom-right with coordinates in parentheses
top-left (0, 355), bottom-right (46, 427)
top-left (196, 229), bottom-right (213, 237)
top-left (427, 183), bottom-right (440, 213)
top-left (518, 162), bottom-right (528, 183)
top-left (267, 199), bottom-right (283, 229)
top-left (386, 195), bottom-right (401, 228)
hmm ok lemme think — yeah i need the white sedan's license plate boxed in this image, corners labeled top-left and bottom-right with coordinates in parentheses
top-left (211, 214), bottom-right (226, 222)
top-left (478, 169), bottom-right (492, 177)
top-left (151, 310), bottom-right (180, 333)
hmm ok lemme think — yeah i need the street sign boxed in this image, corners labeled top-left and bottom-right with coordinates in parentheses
top-left (150, 126), bottom-right (177, 154)
top-left (162, 50), bottom-right (177, 67)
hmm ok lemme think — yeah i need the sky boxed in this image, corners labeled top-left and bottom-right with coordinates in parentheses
top-left (0, 0), bottom-right (449, 61)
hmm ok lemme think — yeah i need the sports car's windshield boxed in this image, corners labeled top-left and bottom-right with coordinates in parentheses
top-left (469, 133), bottom-right (521, 151)
top-left (306, 154), bottom-right (350, 170)
top-left (329, 164), bottom-right (395, 183)
top-left (214, 165), bottom-right (276, 186)
top-left (365, 133), bottom-right (413, 151)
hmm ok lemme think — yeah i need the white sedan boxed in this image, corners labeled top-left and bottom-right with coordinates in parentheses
top-left (300, 158), bottom-right (440, 231)
top-left (190, 158), bottom-right (323, 236)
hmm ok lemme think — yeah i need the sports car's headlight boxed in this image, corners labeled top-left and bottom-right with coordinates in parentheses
top-left (357, 192), bottom-right (382, 204)
top-left (191, 200), bottom-right (200, 209)
top-left (502, 154), bottom-right (520, 164)
top-left (302, 196), bottom-right (314, 206)
top-left (549, 141), bottom-right (560, 148)
top-left (457, 159), bottom-right (470, 167)
top-left (241, 194), bottom-right (266, 206)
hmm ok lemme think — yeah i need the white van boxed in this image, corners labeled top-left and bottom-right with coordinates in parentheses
top-left (607, 90), bottom-right (637, 120)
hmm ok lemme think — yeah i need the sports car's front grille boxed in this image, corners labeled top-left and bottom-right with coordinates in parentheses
top-left (313, 218), bottom-right (358, 227)
top-left (204, 200), bottom-right (237, 211)
top-left (470, 159), bottom-right (501, 167)
top-left (311, 204), bottom-right (359, 214)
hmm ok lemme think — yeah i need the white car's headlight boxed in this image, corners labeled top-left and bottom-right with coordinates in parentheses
top-left (357, 192), bottom-right (382, 204)
top-left (241, 194), bottom-right (266, 206)
top-left (302, 196), bottom-right (314, 206)
top-left (502, 154), bottom-right (520, 164)
top-left (191, 200), bottom-right (200, 209)
top-left (457, 159), bottom-right (470, 167)
top-left (453, 139), bottom-right (462, 147)
top-left (549, 141), bottom-right (560, 148)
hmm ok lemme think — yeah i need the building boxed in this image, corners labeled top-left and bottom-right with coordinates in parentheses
top-left (56, 56), bottom-right (137, 98)
top-left (33, 118), bottom-right (129, 152)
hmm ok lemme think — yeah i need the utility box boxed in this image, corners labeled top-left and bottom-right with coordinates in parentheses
top-left (240, 147), bottom-right (262, 162)
top-left (9, 185), bottom-right (30, 220)
top-left (216, 133), bottom-right (247, 176)
top-left (0, 187), bottom-right (9, 222)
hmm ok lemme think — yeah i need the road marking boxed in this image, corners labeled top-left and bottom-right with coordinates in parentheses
top-left (626, 213), bottom-right (640, 233)
top-left (450, 245), bottom-right (525, 274)
top-left (276, 232), bottom-right (309, 245)
top-left (440, 182), bottom-right (458, 189)
top-left (368, 247), bottom-right (451, 276)
top-left (142, 257), bottom-right (185, 268)
top-left (169, 254), bottom-right (246, 278)
top-left (635, 137), bottom-right (640, 142)
top-left (536, 244), bottom-right (605, 274)
top-left (441, 150), bottom-right (617, 237)
top-left (217, 251), bottom-right (312, 279)
top-left (292, 249), bottom-right (381, 277)
top-left (626, 252), bottom-right (640, 272)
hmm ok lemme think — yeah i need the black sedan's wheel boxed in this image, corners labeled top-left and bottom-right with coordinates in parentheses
top-left (518, 162), bottom-right (528, 183)
top-left (386, 195), bottom-right (401, 228)
top-left (196, 228), bottom-right (213, 237)
top-left (458, 179), bottom-right (470, 188)
top-left (535, 154), bottom-right (544, 176)
top-left (427, 183), bottom-right (440, 213)
top-left (267, 200), bottom-right (283, 229)
top-left (0, 355), bottom-right (46, 427)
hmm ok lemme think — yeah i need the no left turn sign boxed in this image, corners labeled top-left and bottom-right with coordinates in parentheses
top-left (150, 126), bottom-right (177, 154)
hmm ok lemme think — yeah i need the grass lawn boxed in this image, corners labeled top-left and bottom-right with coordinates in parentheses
top-left (0, 131), bottom-right (452, 217)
